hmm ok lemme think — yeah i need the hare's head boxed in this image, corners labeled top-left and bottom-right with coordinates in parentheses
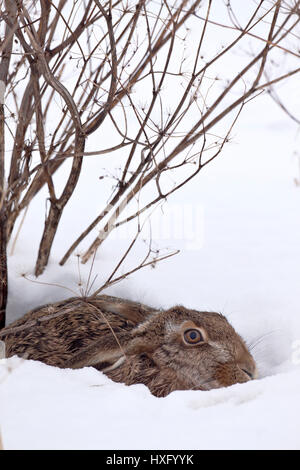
top-left (119, 306), bottom-right (257, 394)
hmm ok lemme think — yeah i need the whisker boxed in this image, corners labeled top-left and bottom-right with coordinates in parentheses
top-left (247, 329), bottom-right (281, 352)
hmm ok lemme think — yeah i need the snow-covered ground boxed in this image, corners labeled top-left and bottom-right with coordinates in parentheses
top-left (1, 3), bottom-right (300, 450)
top-left (1, 356), bottom-right (300, 450)
top-left (1, 95), bottom-right (300, 450)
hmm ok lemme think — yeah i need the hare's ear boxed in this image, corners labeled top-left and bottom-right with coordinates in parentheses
top-left (125, 325), bottom-right (162, 356)
top-left (65, 339), bottom-right (123, 370)
top-left (89, 296), bottom-right (154, 325)
top-left (123, 311), bottom-right (166, 356)
top-left (125, 337), bottom-right (157, 356)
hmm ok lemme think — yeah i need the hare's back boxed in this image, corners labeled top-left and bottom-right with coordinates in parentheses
top-left (2, 295), bottom-right (154, 367)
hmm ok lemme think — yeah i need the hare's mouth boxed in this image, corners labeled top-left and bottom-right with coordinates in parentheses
top-left (241, 368), bottom-right (253, 379)
top-left (212, 362), bottom-right (257, 388)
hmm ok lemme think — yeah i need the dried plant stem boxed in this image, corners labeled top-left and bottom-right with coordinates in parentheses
top-left (0, 0), bottom-right (17, 328)
top-left (0, 0), bottom-right (299, 325)
top-left (9, 205), bottom-right (29, 256)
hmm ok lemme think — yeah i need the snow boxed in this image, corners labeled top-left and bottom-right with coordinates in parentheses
top-left (1, 3), bottom-right (300, 450)
top-left (0, 357), bottom-right (299, 450)
top-left (1, 112), bottom-right (300, 448)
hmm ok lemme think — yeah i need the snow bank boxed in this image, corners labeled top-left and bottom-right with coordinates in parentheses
top-left (0, 357), bottom-right (299, 450)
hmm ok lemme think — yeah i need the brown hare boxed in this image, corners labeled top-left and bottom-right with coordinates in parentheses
top-left (1, 295), bottom-right (257, 397)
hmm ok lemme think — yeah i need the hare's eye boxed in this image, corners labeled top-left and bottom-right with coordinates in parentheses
top-left (183, 329), bottom-right (204, 345)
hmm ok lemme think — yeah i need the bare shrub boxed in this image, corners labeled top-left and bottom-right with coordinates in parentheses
top-left (0, 0), bottom-right (300, 326)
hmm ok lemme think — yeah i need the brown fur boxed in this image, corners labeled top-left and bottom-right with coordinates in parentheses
top-left (1, 295), bottom-right (256, 397)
